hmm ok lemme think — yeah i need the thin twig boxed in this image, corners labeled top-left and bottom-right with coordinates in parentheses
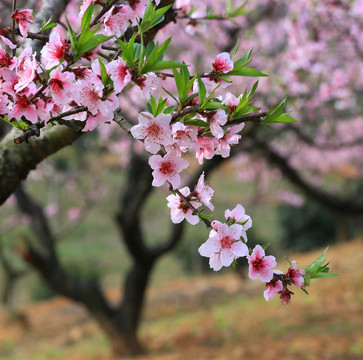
top-left (11, 0), bottom-right (17, 56)
top-left (90, 0), bottom-right (119, 27)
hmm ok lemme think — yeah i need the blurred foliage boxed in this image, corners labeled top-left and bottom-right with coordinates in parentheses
top-left (277, 200), bottom-right (337, 252)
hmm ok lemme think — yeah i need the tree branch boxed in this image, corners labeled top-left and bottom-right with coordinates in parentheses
top-left (257, 141), bottom-right (363, 216)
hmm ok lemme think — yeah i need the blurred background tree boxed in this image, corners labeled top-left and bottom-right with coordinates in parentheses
top-left (0, 0), bottom-right (362, 357)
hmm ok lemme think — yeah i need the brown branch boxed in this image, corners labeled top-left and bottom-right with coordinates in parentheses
top-left (11, 0), bottom-right (17, 56)
top-left (13, 107), bottom-right (87, 144)
top-left (26, 31), bottom-right (49, 42)
top-left (113, 109), bottom-right (133, 133)
top-left (172, 186), bottom-right (212, 228)
top-left (171, 105), bottom-right (199, 121)
top-left (231, 111), bottom-right (267, 125)
top-left (257, 141), bottom-right (363, 216)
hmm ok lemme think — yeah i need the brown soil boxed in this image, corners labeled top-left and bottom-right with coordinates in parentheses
top-left (0, 239), bottom-right (362, 360)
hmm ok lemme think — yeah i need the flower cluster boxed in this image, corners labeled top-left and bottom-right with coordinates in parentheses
top-left (198, 205), bottom-right (251, 271)
top-left (2, 0), bottom-right (334, 306)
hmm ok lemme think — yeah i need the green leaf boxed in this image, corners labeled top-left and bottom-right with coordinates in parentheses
top-left (229, 3), bottom-right (252, 18)
top-left (202, 102), bottom-right (227, 111)
top-left (198, 213), bottom-right (212, 219)
top-left (133, 42), bottom-right (142, 64)
top-left (138, 36), bottom-right (145, 70)
top-left (146, 102), bottom-right (153, 114)
top-left (311, 272), bottom-right (338, 279)
top-left (78, 34), bottom-right (114, 55)
top-left (1, 115), bottom-right (29, 130)
top-left (139, 2), bottom-right (171, 34)
top-left (173, 67), bottom-right (186, 103)
top-left (234, 105), bottom-right (259, 118)
top-left (152, 5), bottom-right (172, 24)
top-left (98, 59), bottom-right (108, 85)
top-left (233, 48), bottom-right (252, 69)
top-left (40, 16), bottom-right (56, 32)
top-left (145, 41), bottom-right (155, 58)
top-left (197, 73), bottom-right (206, 104)
top-left (157, 97), bottom-right (168, 115)
top-left (117, 36), bottom-right (134, 67)
top-left (147, 60), bottom-right (184, 72)
top-left (164, 105), bottom-right (175, 114)
top-left (267, 115), bottom-right (296, 123)
top-left (183, 93), bottom-right (198, 105)
top-left (215, 74), bottom-right (232, 83)
top-left (162, 87), bottom-right (179, 103)
top-left (140, 1), bottom-right (154, 33)
top-left (230, 38), bottom-right (240, 60)
top-left (300, 287), bottom-right (309, 295)
top-left (248, 81), bottom-right (259, 98)
top-left (304, 272), bottom-right (311, 287)
top-left (225, 0), bottom-right (232, 15)
top-left (184, 119), bottom-right (208, 127)
top-left (304, 247), bottom-right (329, 273)
top-left (65, 15), bottom-right (77, 54)
top-left (199, 83), bottom-right (221, 109)
top-left (227, 68), bottom-right (268, 77)
top-left (81, 3), bottom-right (94, 32)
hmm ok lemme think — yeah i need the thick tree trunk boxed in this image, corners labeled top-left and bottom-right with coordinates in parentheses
top-left (89, 262), bottom-right (154, 356)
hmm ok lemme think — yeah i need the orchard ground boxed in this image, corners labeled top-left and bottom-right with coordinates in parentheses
top-left (0, 239), bottom-right (361, 360)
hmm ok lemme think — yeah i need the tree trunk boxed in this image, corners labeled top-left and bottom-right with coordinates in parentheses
top-left (111, 261), bottom-right (154, 356)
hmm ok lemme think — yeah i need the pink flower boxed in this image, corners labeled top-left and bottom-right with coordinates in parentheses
top-left (212, 52), bottom-right (233, 73)
top-left (45, 203), bottom-right (59, 218)
top-left (14, 47), bottom-right (38, 92)
top-left (278, 289), bottom-right (294, 306)
top-left (208, 109), bottom-right (228, 139)
top-left (107, 57), bottom-right (131, 94)
top-left (9, 94), bottom-right (38, 123)
top-left (48, 66), bottom-right (75, 106)
top-left (74, 78), bottom-right (108, 116)
top-left (127, 0), bottom-right (148, 22)
top-left (216, 123), bottom-right (244, 158)
top-left (0, 33), bottom-right (16, 49)
top-left (225, 204), bottom-right (252, 228)
top-left (222, 92), bottom-right (241, 113)
top-left (41, 31), bottom-right (69, 69)
top-left (79, 0), bottom-right (95, 17)
top-left (247, 245), bottom-right (277, 283)
top-left (264, 276), bottom-right (283, 301)
top-left (67, 207), bottom-right (81, 221)
top-left (131, 112), bottom-right (173, 154)
top-left (81, 92), bottom-right (118, 131)
top-left (166, 186), bottom-right (200, 225)
top-left (224, 204), bottom-right (252, 241)
top-left (0, 48), bottom-right (15, 69)
top-left (82, 111), bottom-right (107, 132)
top-left (102, 5), bottom-right (132, 37)
top-left (198, 221), bottom-right (248, 271)
top-left (195, 136), bottom-right (218, 164)
top-left (11, 9), bottom-right (34, 38)
top-left (170, 122), bottom-right (198, 150)
top-left (193, 172), bottom-right (214, 211)
top-left (286, 261), bottom-right (305, 287)
top-left (0, 93), bottom-right (9, 115)
top-left (135, 73), bottom-right (162, 100)
top-left (176, 0), bottom-right (192, 13)
top-left (148, 151), bottom-right (189, 189)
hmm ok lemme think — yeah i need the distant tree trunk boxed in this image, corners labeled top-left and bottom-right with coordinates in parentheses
top-left (109, 262), bottom-right (154, 355)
